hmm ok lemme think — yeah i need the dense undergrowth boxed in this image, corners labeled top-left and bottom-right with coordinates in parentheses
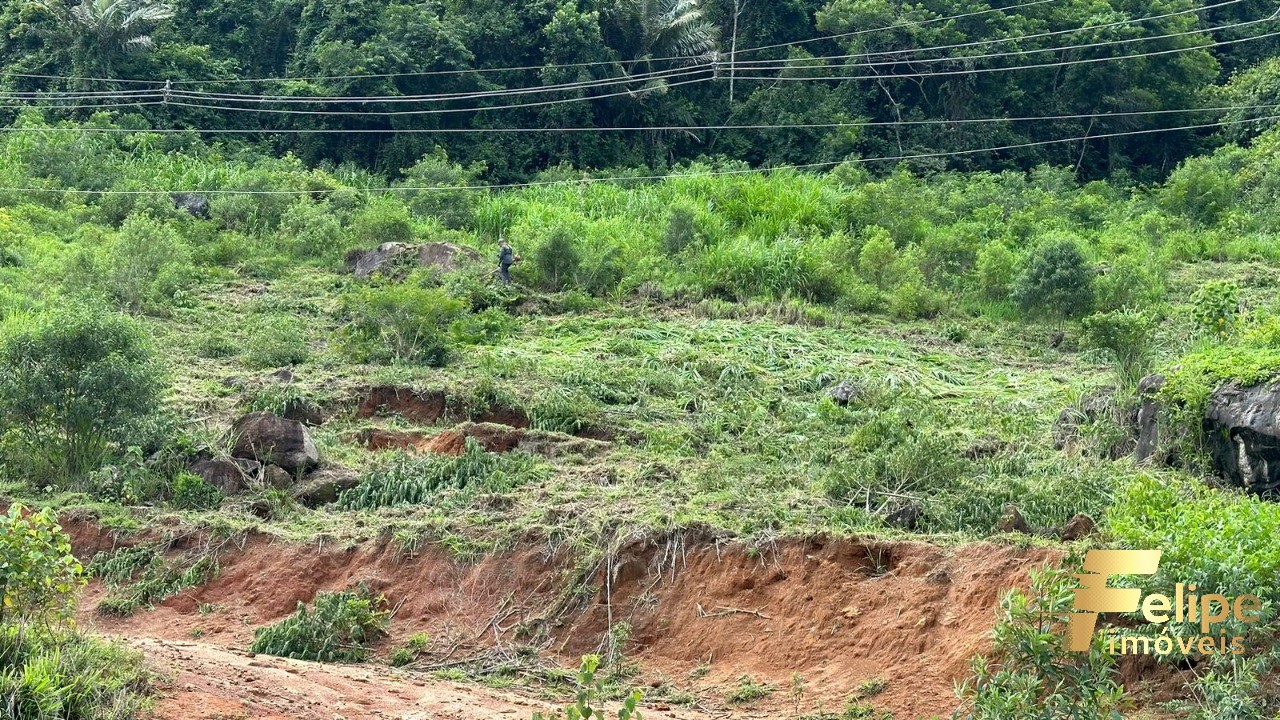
top-left (5, 111), bottom-right (1280, 715)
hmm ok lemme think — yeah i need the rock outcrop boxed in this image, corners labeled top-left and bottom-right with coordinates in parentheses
top-left (231, 412), bottom-right (320, 475)
top-left (1135, 374), bottom-right (1165, 463)
top-left (345, 242), bottom-right (482, 278)
top-left (1204, 382), bottom-right (1280, 496)
top-left (190, 457), bottom-right (261, 495)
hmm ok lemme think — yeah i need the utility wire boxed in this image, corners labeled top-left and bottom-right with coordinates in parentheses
top-left (3, 113), bottom-right (1273, 196)
top-left (731, 0), bottom-right (1259, 67)
top-left (1, 103), bottom-right (1274, 134)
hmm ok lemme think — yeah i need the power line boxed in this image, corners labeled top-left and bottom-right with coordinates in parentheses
top-left (3, 113), bottom-right (1272, 196)
top-left (734, 0), bottom-right (1058, 55)
top-left (733, 27), bottom-right (1280, 81)
top-left (0, 104), bottom-right (1271, 135)
top-left (731, 0), bottom-right (1259, 67)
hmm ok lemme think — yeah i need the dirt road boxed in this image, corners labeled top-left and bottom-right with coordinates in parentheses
top-left (125, 637), bottom-right (707, 720)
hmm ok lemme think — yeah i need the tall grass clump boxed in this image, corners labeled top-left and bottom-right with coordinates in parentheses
top-left (337, 439), bottom-right (549, 510)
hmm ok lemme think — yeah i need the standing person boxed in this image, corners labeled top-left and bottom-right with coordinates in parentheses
top-left (497, 237), bottom-right (519, 285)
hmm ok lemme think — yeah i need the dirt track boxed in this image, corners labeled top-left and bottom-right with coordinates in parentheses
top-left (123, 637), bottom-right (709, 720)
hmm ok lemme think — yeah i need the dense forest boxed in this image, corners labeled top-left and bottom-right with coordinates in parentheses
top-left (3, 0), bottom-right (1280, 179)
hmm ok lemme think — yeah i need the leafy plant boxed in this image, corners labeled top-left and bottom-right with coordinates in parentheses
top-left (0, 310), bottom-right (162, 486)
top-left (250, 585), bottom-right (389, 662)
top-left (1081, 309), bottom-right (1155, 387)
top-left (339, 282), bottom-right (464, 366)
top-left (1190, 280), bottom-right (1242, 339)
top-left (956, 565), bottom-right (1125, 720)
top-left (536, 231), bottom-right (582, 292)
top-left (0, 505), bottom-right (84, 625)
top-left (1012, 241), bottom-right (1095, 323)
top-left (532, 655), bottom-right (644, 720)
top-left (338, 439), bottom-right (549, 510)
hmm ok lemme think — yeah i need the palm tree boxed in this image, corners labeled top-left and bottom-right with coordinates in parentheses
top-left (609, 0), bottom-right (718, 90)
top-left (31, 0), bottom-right (174, 77)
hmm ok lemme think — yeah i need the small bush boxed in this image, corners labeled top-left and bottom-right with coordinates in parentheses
top-left (1012, 241), bottom-right (1094, 323)
top-left (171, 472), bottom-right (223, 510)
top-left (956, 565), bottom-right (1123, 719)
top-left (535, 231), bottom-right (582, 291)
top-left (250, 585), bottom-right (388, 662)
top-left (243, 314), bottom-right (311, 369)
top-left (339, 283), bottom-right (465, 366)
top-left (1081, 309), bottom-right (1155, 387)
top-left (534, 655), bottom-right (644, 720)
top-left (0, 504), bottom-right (84, 624)
top-left (349, 198), bottom-right (414, 248)
top-left (338, 439), bottom-right (548, 510)
top-left (857, 227), bottom-right (898, 290)
top-left (0, 310), bottom-right (163, 485)
top-left (975, 242), bottom-right (1017, 300)
top-left (1190, 279), bottom-right (1242, 339)
top-left (663, 207), bottom-right (699, 254)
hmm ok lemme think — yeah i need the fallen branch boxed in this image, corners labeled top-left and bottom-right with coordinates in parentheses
top-left (695, 603), bottom-right (771, 620)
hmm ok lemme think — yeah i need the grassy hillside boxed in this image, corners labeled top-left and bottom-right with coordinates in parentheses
top-left (6, 117), bottom-right (1280, 715)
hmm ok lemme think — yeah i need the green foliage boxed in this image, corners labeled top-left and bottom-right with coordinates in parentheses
top-left (535, 231), bottom-right (582, 292)
top-left (243, 314), bottom-right (311, 369)
top-left (339, 282), bottom-right (465, 366)
top-left (398, 148), bottom-right (487, 230)
top-left (726, 675), bottom-right (774, 704)
top-left (662, 207), bottom-right (699, 255)
top-left (1109, 474), bottom-right (1280, 601)
top-left (1012, 241), bottom-right (1094, 322)
top-left (170, 472), bottom-right (223, 511)
top-left (974, 242), bottom-right (1017, 300)
top-left (0, 310), bottom-right (163, 485)
top-left (532, 655), bottom-right (644, 720)
top-left (856, 228), bottom-right (897, 290)
top-left (0, 624), bottom-right (152, 720)
top-left (338, 439), bottom-right (549, 510)
top-left (250, 585), bottom-right (388, 662)
top-left (1191, 280), bottom-right (1242, 339)
top-left (956, 566), bottom-right (1124, 720)
top-left (89, 547), bottom-right (217, 616)
top-left (1081, 309), bottom-right (1155, 387)
top-left (0, 505), bottom-right (84, 625)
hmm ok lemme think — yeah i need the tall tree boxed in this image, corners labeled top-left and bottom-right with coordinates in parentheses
top-left (30, 0), bottom-right (175, 78)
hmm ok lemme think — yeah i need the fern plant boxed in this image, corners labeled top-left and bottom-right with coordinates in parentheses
top-left (250, 585), bottom-right (388, 662)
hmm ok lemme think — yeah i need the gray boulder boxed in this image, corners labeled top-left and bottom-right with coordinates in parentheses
top-left (171, 193), bottom-right (210, 219)
top-left (191, 457), bottom-right (261, 495)
top-left (1205, 382), bottom-right (1280, 496)
top-left (828, 380), bottom-right (861, 407)
top-left (346, 242), bottom-right (414, 278)
top-left (231, 412), bottom-right (320, 475)
top-left (418, 242), bottom-right (482, 271)
top-left (1135, 374), bottom-right (1165, 463)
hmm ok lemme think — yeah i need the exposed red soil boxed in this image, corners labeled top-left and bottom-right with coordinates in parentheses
top-left (67, 518), bottom-right (1066, 720)
top-left (356, 386), bottom-right (449, 425)
top-left (346, 422), bottom-right (609, 459)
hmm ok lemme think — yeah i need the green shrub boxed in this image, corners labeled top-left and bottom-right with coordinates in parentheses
top-left (974, 241), bottom-right (1017, 300)
top-left (338, 439), bottom-right (548, 510)
top-left (1081, 309), bottom-right (1155, 387)
top-left (397, 147), bottom-right (486, 229)
top-left (663, 207), bottom-right (700, 254)
top-left (0, 310), bottom-right (163, 485)
top-left (535, 231), bottom-right (582, 291)
top-left (84, 215), bottom-right (199, 315)
top-left (0, 504), bottom-right (84, 624)
top-left (534, 655), bottom-right (644, 720)
top-left (1093, 254), bottom-right (1164, 312)
top-left (957, 565), bottom-right (1123, 719)
top-left (339, 282), bottom-right (465, 366)
top-left (449, 307), bottom-right (518, 346)
top-left (250, 585), bottom-right (388, 662)
top-left (350, 198), bottom-right (414, 248)
top-left (243, 314), bottom-right (311, 369)
top-left (1190, 280), bottom-right (1242, 339)
top-left (857, 227), bottom-right (898, 290)
top-left (1012, 241), bottom-right (1094, 323)
top-left (171, 472), bottom-right (223, 510)
top-left (92, 549), bottom-right (218, 617)
top-left (0, 621), bottom-right (152, 719)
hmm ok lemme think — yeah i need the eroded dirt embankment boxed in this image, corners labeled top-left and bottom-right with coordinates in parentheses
top-left (64, 518), bottom-right (1059, 719)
